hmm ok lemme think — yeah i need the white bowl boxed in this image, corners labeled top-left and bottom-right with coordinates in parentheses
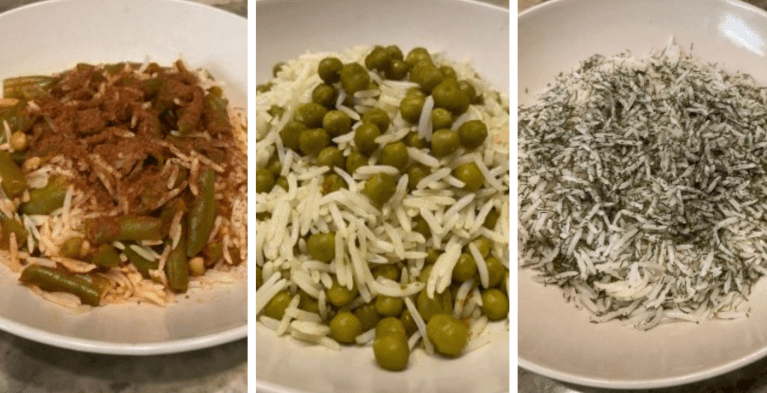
top-left (256, 0), bottom-right (509, 392)
top-left (0, 0), bottom-right (247, 355)
top-left (519, 0), bottom-right (767, 388)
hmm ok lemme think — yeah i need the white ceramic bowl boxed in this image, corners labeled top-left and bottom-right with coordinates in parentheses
top-left (256, 0), bottom-right (509, 392)
top-left (0, 0), bottom-right (247, 355)
top-left (519, 0), bottom-right (767, 388)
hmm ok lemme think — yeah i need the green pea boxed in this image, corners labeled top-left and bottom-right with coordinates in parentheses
top-left (426, 314), bottom-right (468, 357)
top-left (400, 309), bottom-right (418, 336)
top-left (458, 120), bottom-right (488, 150)
top-left (425, 249), bottom-right (442, 265)
top-left (346, 151), bottom-right (368, 174)
top-left (431, 108), bottom-right (453, 130)
top-left (432, 79), bottom-right (470, 115)
top-left (409, 60), bottom-right (444, 93)
top-left (459, 80), bottom-right (478, 104)
top-left (354, 123), bottom-right (381, 155)
top-left (375, 317), bottom-right (406, 338)
top-left (316, 146), bottom-right (345, 169)
top-left (256, 83), bottom-right (272, 93)
top-left (327, 279), bottom-right (358, 308)
top-left (484, 208), bottom-right (500, 230)
top-left (431, 128), bottom-right (460, 157)
top-left (264, 291), bottom-right (292, 320)
top-left (486, 256), bottom-right (505, 289)
top-left (361, 107), bottom-right (390, 133)
top-left (439, 66), bottom-right (458, 80)
top-left (272, 62), bottom-right (285, 77)
top-left (481, 289), bottom-right (509, 321)
top-left (339, 63), bottom-right (370, 95)
top-left (452, 253), bottom-right (477, 282)
top-left (329, 311), bottom-right (362, 344)
top-left (399, 94), bottom-right (425, 124)
top-left (267, 105), bottom-right (285, 120)
top-left (318, 57), bottom-right (343, 84)
top-left (276, 176), bottom-right (289, 191)
top-left (406, 88), bottom-right (427, 99)
top-left (412, 215), bottom-right (431, 239)
top-left (280, 120), bottom-right (307, 151)
top-left (373, 333), bottom-right (409, 371)
top-left (467, 236), bottom-right (492, 258)
top-left (375, 295), bottom-right (404, 317)
top-left (373, 264), bottom-right (400, 282)
top-left (266, 155), bottom-right (282, 176)
top-left (256, 168), bottom-right (275, 194)
top-left (355, 303), bottom-right (381, 332)
top-left (406, 163), bottom-right (430, 191)
top-left (453, 162), bottom-right (485, 192)
top-left (256, 267), bottom-right (263, 289)
top-left (363, 173), bottom-right (397, 205)
top-left (418, 264), bottom-right (435, 284)
top-left (298, 128), bottom-right (330, 156)
top-left (312, 83), bottom-right (338, 107)
top-left (299, 290), bottom-right (320, 314)
top-left (323, 110), bottom-right (352, 137)
top-left (386, 60), bottom-right (409, 80)
top-left (365, 46), bottom-right (392, 72)
top-left (294, 102), bottom-right (328, 128)
top-left (405, 47), bottom-right (432, 67)
top-left (404, 132), bottom-right (429, 149)
top-left (380, 142), bottom-right (409, 171)
top-left (416, 289), bottom-right (452, 322)
top-left (386, 45), bottom-right (404, 61)
top-left (307, 232), bottom-right (335, 262)
top-left (322, 173), bottom-right (346, 195)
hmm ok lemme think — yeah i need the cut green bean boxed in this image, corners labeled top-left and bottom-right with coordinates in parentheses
top-left (20, 176), bottom-right (69, 215)
top-left (187, 167), bottom-right (216, 257)
top-left (3, 76), bottom-right (56, 100)
top-left (123, 245), bottom-right (158, 279)
top-left (90, 244), bottom-right (121, 268)
top-left (0, 151), bottom-right (27, 198)
top-left (166, 230), bottom-right (189, 293)
top-left (86, 215), bottom-right (164, 245)
top-left (19, 264), bottom-right (103, 306)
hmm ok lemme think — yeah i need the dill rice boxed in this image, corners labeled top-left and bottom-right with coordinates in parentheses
top-left (519, 37), bottom-right (767, 329)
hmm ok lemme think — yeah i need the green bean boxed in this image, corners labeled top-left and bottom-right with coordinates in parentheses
top-left (59, 236), bottom-right (85, 259)
top-left (187, 168), bottom-right (216, 257)
top-left (90, 244), bottom-right (121, 268)
top-left (203, 93), bottom-right (230, 131)
top-left (0, 217), bottom-right (27, 250)
top-left (87, 215), bottom-right (164, 245)
top-left (166, 231), bottom-right (189, 293)
top-left (20, 176), bottom-right (68, 215)
top-left (19, 264), bottom-right (104, 306)
top-left (159, 198), bottom-right (186, 239)
top-left (0, 106), bottom-right (31, 136)
top-left (124, 245), bottom-right (159, 279)
top-left (3, 76), bottom-right (56, 100)
top-left (0, 151), bottom-right (26, 198)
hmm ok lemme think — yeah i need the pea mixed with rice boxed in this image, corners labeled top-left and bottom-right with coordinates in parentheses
top-left (256, 45), bottom-right (509, 370)
top-left (0, 60), bottom-right (247, 309)
top-left (519, 38), bottom-right (767, 330)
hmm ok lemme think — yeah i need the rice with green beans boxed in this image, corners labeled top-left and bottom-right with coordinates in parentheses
top-left (256, 45), bottom-right (509, 370)
top-left (0, 60), bottom-right (247, 310)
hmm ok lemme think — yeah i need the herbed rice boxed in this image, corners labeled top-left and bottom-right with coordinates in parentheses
top-left (0, 60), bottom-right (247, 309)
top-left (257, 46), bottom-right (510, 359)
top-left (519, 37), bottom-right (767, 329)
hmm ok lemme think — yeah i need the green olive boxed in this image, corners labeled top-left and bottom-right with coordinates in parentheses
top-left (386, 60), bottom-right (409, 80)
top-left (318, 57), bottom-right (344, 84)
top-left (458, 120), bottom-right (488, 150)
top-left (452, 253), bottom-right (477, 282)
top-left (409, 60), bottom-right (444, 93)
top-left (355, 303), bottom-right (381, 332)
top-left (361, 107), bottom-right (390, 133)
top-left (481, 288), bottom-right (509, 321)
top-left (431, 108), bottom-right (453, 130)
top-left (375, 317), bottom-right (406, 338)
top-left (373, 264), bottom-right (400, 282)
top-left (316, 146), bottom-right (345, 169)
top-left (365, 46), bottom-right (392, 72)
top-left (486, 256), bottom-right (505, 289)
top-left (405, 47), bottom-right (432, 67)
top-left (354, 123), bottom-right (381, 155)
top-left (375, 295), bottom-right (404, 317)
top-left (294, 102), bottom-right (328, 128)
top-left (298, 128), bottom-right (330, 156)
top-left (322, 173), bottom-right (346, 195)
top-left (380, 142), bottom-right (409, 171)
top-left (432, 79), bottom-right (470, 115)
top-left (279, 120), bottom-right (308, 151)
top-left (346, 151), bottom-right (368, 174)
top-left (339, 62), bottom-right (370, 95)
top-left (430, 128), bottom-right (460, 157)
top-left (307, 232), bottom-right (335, 262)
top-left (416, 289), bottom-right (452, 322)
top-left (327, 279), bottom-right (358, 308)
top-left (404, 132), bottom-right (429, 149)
top-left (256, 168), bottom-right (275, 194)
top-left (312, 83), bottom-right (338, 107)
top-left (426, 313), bottom-right (468, 357)
top-left (373, 333), bottom-right (409, 371)
top-left (330, 311), bottom-right (363, 344)
top-left (363, 173), bottom-right (397, 205)
top-left (399, 94), bottom-right (425, 124)
top-left (264, 291), bottom-right (292, 320)
top-left (323, 110), bottom-right (352, 137)
top-left (453, 162), bottom-right (485, 192)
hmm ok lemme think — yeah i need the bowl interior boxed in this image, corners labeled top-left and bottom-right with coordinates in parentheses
top-left (0, 0), bottom-right (247, 355)
top-left (256, 0), bottom-right (509, 391)
top-left (519, 0), bottom-right (767, 388)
